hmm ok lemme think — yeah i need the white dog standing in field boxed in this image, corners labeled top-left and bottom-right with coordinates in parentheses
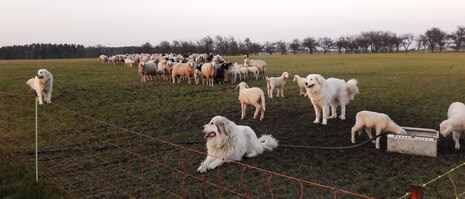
top-left (197, 116), bottom-right (278, 173)
top-left (305, 74), bottom-right (359, 125)
top-left (440, 102), bottom-right (465, 149)
top-left (235, 82), bottom-right (266, 121)
top-left (26, 69), bottom-right (53, 105)
top-left (351, 111), bottom-right (407, 149)
top-left (266, 72), bottom-right (290, 99)
top-left (293, 75), bottom-right (307, 97)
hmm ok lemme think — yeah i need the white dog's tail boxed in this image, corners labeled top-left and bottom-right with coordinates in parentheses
top-left (346, 79), bottom-right (359, 100)
top-left (258, 134), bottom-right (278, 151)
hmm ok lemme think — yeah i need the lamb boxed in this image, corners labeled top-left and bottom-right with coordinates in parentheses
top-left (239, 65), bottom-right (248, 81)
top-left (351, 111), bottom-right (407, 149)
top-left (439, 102), bottom-right (465, 149)
top-left (244, 55), bottom-right (266, 79)
top-left (124, 58), bottom-right (136, 68)
top-left (266, 72), bottom-right (290, 99)
top-left (235, 82), bottom-right (266, 121)
top-left (138, 61), bottom-right (157, 82)
top-left (228, 66), bottom-right (242, 83)
top-left (293, 75), bottom-right (307, 97)
top-left (194, 69), bottom-right (202, 85)
top-left (172, 60), bottom-right (195, 84)
top-left (244, 63), bottom-right (259, 80)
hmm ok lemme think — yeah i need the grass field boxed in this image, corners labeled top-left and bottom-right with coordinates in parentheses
top-left (1, 53), bottom-right (465, 198)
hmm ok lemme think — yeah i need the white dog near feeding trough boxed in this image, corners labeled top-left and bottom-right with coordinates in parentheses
top-left (440, 102), bottom-right (465, 150)
top-left (351, 111), bottom-right (407, 149)
top-left (197, 116), bottom-right (278, 173)
top-left (26, 69), bottom-right (53, 105)
top-left (304, 74), bottom-right (359, 125)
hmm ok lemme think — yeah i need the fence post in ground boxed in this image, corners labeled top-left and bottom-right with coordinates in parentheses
top-left (35, 97), bottom-right (38, 182)
top-left (409, 185), bottom-right (422, 199)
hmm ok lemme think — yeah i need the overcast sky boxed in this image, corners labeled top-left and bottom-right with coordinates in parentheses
top-left (1, 0), bottom-right (464, 47)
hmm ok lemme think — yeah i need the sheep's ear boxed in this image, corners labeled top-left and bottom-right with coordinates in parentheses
top-left (234, 84), bottom-right (240, 90)
top-left (245, 84), bottom-right (249, 89)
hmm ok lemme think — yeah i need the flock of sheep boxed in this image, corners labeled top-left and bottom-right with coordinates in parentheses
top-left (97, 53), bottom-right (465, 151)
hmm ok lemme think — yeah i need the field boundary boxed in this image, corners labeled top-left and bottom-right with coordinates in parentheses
top-left (0, 91), bottom-right (375, 198)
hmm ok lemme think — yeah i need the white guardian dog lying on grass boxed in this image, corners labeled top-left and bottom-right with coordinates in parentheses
top-left (351, 111), bottom-right (407, 149)
top-left (26, 69), bottom-right (53, 105)
top-left (197, 116), bottom-right (278, 173)
top-left (304, 74), bottom-right (359, 125)
top-left (440, 102), bottom-right (465, 150)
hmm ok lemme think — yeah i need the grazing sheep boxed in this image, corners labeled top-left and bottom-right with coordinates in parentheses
top-left (266, 72), bottom-right (290, 99)
top-left (235, 82), bottom-right (266, 121)
top-left (239, 65), bottom-right (248, 81)
top-left (440, 102), bottom-right (465, 150)
top-left (124, 58), bottom-right (136, 68)
top-left (194, 69), bottom-right (202, 85)
top-left (138, 61), bottom-right (157, 82)
top-left (172, 60), bottom-right (195, 84)
top-left (244, 55), bottom-right (266, 79)
top-left (351, 111), bottom-right (407, 149)
top-left (98, 55), bottom-right (109, 64)
top-left (228, 66), bottom-right (242, 83)
top-left (293, 75), bottom-right (308, 97)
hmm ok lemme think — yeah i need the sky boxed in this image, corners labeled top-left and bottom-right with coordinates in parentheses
top-left (0, 0), bottom-right (464, 47)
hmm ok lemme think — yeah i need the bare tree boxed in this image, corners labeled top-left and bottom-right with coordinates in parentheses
top-left (197, 36), bottom-right (214, 53)
top-left (318, 37), bottom-right (334, 54)
top-left (335, 37), bottom-right (348, 53)
top-left (302, 37), bottom-right (318, 54)
top-left (401, 33), bottom-right (415, 51)
top-left (276, 41), bottom-right (287, 55)
top-left (453, 26), bottom-right (465, 51)
top-left (215, 35), bottom-right (229, 55)
top-left (425, 27), bottom-right (447, 52)
top-left (289, 39), bottom-right (300, 54)
top-left (158, 41), bottom-right (171, 53)
top-left (264, 42), bottom-right (276, 55)
top-left (228, 36), bottom-right (240, 55)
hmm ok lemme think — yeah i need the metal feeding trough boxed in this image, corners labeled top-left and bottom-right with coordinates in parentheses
top-left (387, 127), bottom-right (439, 157)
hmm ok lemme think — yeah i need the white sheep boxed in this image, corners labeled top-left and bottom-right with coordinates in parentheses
top-left (194, 69), bottom-right (202, 85)
top-left (293, 75), bottom-right (307, 97)
top-left (266, 72), bottom-right (290, 99)
top-left (239, 65), bottom-right (248, 81)
top-left (228, 67), bottom-right (242, 83)
top-left (124, 58), bottom-right (136, 68)
top-left (244, 56), bottom-right (266, 79)
top-left (138, 61), bottom-right (157, 82)
top-left (172, 60), bottom-right (195, 84)
top-left (440, 102), bottom-right (465, 149)
top-left (351, 111), bottom-right (407, 149)
top-left (235, 82), bottom-right (266, 121)
top-left (244, 63), bottom-right (259, 80)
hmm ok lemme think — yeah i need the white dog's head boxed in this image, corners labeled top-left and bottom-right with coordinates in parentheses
top-left (304, 74), bottom-right (324, 89)
top-left (440, 120), bottom-right (453, 137)
top-left (201, 116), bottom-right (233, 141)
top-left (37, 69), bottom-right (51, 80)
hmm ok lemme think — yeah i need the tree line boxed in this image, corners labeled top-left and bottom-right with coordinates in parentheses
top-left (0, 26), bottom-right (463, 60)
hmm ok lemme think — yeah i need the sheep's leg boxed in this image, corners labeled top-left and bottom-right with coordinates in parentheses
top-left (260, 106), bottom-right (265, 121)
top-left (241, 103), bottom-right (247, 120)
top-left (252, 103), bottom-right (261, 120)
top-left (453, 131), bottom-right (461, 149)
top-left (281, 88), bottom-right (284, 98)
top-left (375, 128), bottom-right (382, 149)
top-left (351, 124), bottom-right (363, 144)
top-left (365, 128), bottom-right (375, 143)
top-left (322, 105), bottom-right (330, 125)
top-left (313, 104), bottom-right (321, 124)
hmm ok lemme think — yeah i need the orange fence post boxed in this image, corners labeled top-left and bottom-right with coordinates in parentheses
top-left (410, 185), bottom-right (422, 199)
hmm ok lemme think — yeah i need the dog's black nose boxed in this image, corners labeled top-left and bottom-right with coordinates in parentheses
top-left (305, 82), bottom-right (308, 85)
top-left (201, 126), bottom-right (204, 130)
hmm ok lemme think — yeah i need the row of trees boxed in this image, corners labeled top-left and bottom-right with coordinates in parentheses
top-left (0, 26), bottom-right (463, 59)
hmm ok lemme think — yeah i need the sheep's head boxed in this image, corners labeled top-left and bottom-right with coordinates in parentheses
top-left (234, 82), bottom-right (249, 91)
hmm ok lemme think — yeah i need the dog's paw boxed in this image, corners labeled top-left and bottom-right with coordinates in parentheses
top-left (313, 120), bottom-right (320, 124)
top-left (339, 115), bottom-right (346, 120)
top-left (371, 140), bottom-right (376, 144)
top-left (329, 115), bottom-right (336, 119)
top-left (197, 166), bottom-right (207, 173)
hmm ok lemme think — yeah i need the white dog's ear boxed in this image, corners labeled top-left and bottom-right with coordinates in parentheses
top-left (315, 75), bottom-right (322, 84)
top-left (216, 122), bottom-right (230, 136)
